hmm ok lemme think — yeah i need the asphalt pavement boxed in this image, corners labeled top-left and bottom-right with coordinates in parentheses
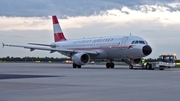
top-left (0, 63), bottom-right (180, 101)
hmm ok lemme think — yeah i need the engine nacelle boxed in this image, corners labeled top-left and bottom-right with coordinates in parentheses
top-left (71, 53), bottom-right (90, 65)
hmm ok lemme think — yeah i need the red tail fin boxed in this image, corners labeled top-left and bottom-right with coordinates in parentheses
top-left (52, 15), bottom-right (67, 42)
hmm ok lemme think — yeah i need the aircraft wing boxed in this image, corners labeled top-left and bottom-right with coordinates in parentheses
top-left (2, 43), bottom-right (98, 56)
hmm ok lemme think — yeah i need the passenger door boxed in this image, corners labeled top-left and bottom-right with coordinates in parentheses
top-left (121, 37), bottom-right (128, 47)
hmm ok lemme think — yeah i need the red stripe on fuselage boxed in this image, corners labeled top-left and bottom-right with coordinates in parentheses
top-left (67, 46), bottom-right (133, 50)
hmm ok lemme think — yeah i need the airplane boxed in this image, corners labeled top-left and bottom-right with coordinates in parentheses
top-left (2, 15), bottom-right (152, 69)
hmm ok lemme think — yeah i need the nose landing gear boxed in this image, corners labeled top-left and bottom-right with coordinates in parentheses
top-left (129, 65), bottom-right (134, 69)
top-left (106, 63), bottom-right (115, 68)
top-left (106, 59), bottom-right (115, 68)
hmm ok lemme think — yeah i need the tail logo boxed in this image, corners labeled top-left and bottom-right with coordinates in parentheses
top-left (52, 16), bottom-right (67, 42)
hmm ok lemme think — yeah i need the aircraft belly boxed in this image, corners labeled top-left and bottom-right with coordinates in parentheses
top-left (123, 48), bottom-right (144, 58)
top-left (104, 49), bottom-right (141, 59)
top-left (104, 49), bottom-right (123, 58)
top-left (130, 48), bottom-right (144, 58)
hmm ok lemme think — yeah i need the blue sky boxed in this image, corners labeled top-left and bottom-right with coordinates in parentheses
top-left (0, 0), bottom-right (180, 58)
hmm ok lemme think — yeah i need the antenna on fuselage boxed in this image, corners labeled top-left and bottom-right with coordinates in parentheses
top-left (130, 33), bottom-right (132, 36)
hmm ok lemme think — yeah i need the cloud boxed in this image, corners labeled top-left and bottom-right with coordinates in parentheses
top-left (0, 0), bottom-right (179, 17)
top-left (1, 6), bottom-right (180, 31)
top-left (0, 0), bottom-right (180, 58)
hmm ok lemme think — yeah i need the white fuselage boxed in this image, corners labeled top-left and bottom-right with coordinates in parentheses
top-left (3, 15), bottom-right (152, 68)
top-left (52, 35), bottom-right (150, 59)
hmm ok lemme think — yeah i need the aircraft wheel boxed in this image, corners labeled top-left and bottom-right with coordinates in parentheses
top-left (73, 63), bottom-right (82, 68)
top-left (129, 65), bottom-right (133, 69)
top-left (106, 63), bottom-right (110, 68)
top-left (78, 65), bottom-right (81, 68)
top-left (73, 63), bottom-right (77, 68)
top-left (110, 63), bottom-right (115, 68)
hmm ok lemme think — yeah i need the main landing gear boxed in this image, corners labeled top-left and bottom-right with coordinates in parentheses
top-left (73, 63), bottom-right (81, 68)
top-left (72, 59), bottom-right (115, 69)
top-left (129, 65), bottom-right (134, 69)
top-left (106, 59), bottom-right (115, 68)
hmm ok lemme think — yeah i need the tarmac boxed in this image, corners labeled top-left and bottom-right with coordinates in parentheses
top-left (0, 63), bottom-right (180, 101)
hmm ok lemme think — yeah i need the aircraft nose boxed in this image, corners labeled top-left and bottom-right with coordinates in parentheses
top-left (142, 45), bottom-right (152, 56)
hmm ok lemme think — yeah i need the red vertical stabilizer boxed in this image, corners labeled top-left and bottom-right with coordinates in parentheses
top-left (52, 15), bottom-right (67, 42)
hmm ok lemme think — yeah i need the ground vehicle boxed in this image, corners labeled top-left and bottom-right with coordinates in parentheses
top-left (132, 54), bottom-right (177, 70)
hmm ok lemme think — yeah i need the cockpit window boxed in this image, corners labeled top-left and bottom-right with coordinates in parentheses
top-left (131, 40), bottom-right (148, 44)
top-left (135, 41), bottom-right (138, 44)
top-left (139, 41), bottom-right (145, 44)
top-left (131, 41), bottom-right (135, 44)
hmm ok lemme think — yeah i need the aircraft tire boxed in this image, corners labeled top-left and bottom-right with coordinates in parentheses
top-left (73, 63), bottom-right (77, 68)
top-left (129, 65), bottom-right (133, 69)
top-left (110, 63), bottom-right (115, 68)
top-left (106, 63), bottom-right (110, 68)
top-left (78, 65), bottom-right (81, 68)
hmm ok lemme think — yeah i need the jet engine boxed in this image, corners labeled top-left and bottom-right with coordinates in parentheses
top-left (71, 53), bottom-right (90, 65)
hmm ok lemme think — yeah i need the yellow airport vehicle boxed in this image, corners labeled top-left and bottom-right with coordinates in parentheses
top-left (133, 54), bottom-right (177, 70)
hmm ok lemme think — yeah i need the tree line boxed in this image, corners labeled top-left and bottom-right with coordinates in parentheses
top-left (0, 56), bottom-right (70, 62)
top-left (0, 56), bottom-right (180, 62)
